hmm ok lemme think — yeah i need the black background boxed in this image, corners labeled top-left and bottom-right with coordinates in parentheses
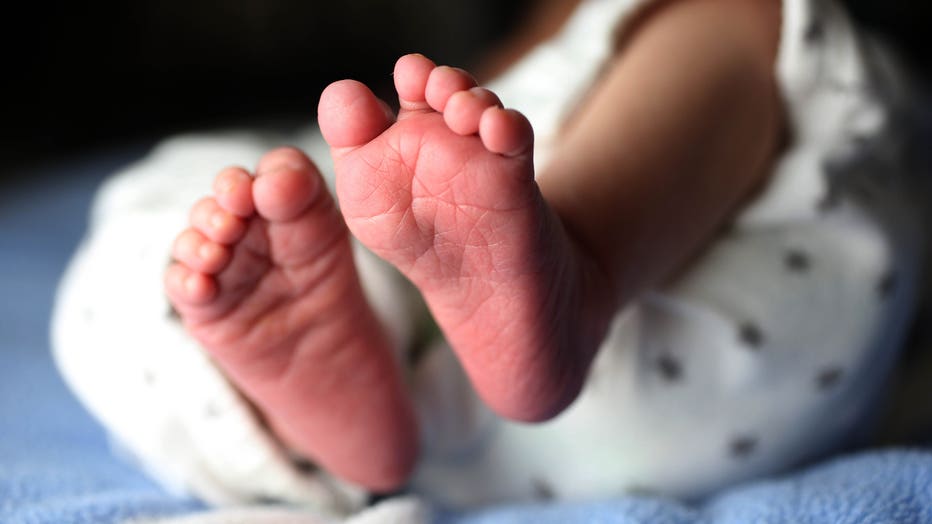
top-left (2, 0), bottom-right (528, 178)
top-left (2, 0), bottom-right (929, 181)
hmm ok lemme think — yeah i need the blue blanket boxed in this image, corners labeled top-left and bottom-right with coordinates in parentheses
top-left (2, 147), bottom-right (931, 523)
top-left (440, 451), bottom-right (932, 523)
top-left (0, 148), bottom-right (204, 523)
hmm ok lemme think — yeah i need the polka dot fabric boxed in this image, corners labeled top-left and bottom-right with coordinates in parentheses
top-left (52, 0), bottom-right (926, 515)
top-left (409, 0), bottom-right (925, 506)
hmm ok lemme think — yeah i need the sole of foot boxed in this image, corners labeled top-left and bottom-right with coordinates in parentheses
top-left (319, 54), bottom-right (610, 422)
top-left (165, 147), bottom-right (418, 491)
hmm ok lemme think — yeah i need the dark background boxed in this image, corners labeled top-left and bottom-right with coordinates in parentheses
top-left (2, 0), bottom-right (530, 179)
top-left (2, 0), bottom-right (930, 181)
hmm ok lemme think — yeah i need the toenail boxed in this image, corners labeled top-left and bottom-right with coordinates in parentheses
top-left (216, 177), bottom-right (236, 194)
top-left (184, 275), bottom-right (200, 293)
top-left (447, 67), bottom-right (476, 82)
top-left (198, 243), bottom-right (219, 260)
top-left (470, 87), bottom-right (502, 106)
top-left (210, 212), bottom-right (226, 229)
top-left (257, 160), bottom-right (305, 176)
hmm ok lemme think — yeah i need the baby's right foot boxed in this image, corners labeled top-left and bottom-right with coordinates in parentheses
top-left (318, 55), bottom-right (614, 422)
top-left (165, 147), bottom-right (417, 491)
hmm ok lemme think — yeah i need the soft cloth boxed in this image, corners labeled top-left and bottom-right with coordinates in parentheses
top-left (3, 143), bottom-right (932, 524)
top-left (437, 0), bottom-right (925, 503)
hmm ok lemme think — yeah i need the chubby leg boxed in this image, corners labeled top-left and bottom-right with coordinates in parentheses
top-left (165, 147), bottom-right (417, 491)
top-left (318, 55), bottom-right (615, 423)
top-left (537, 0), bottom-right (783, 292)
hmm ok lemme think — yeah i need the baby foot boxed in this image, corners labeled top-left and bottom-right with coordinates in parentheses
top-left (165, 147), bottom-right (417, 491)
top-left (318, 55), bottom-right (611, 422)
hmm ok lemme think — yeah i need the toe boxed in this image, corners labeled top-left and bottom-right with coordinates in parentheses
top-left (425, 65), bottom-right (477, 113)
top-left (172, 228), bottom-right (231, 274)
top-left (319, 80), bottom-right (395, 150)
top-left (394, 53), bottom-right (436, 111)
top-left (444, 87), bottom-right (502, 136)
top-left (190, 197), bottom-right (247, 244)
top-left (479, 107), bottom-right (534, 157)
top-left (165, 263), bottom-right (217, 306)
top-left (253, 147), bottom-right (322, 222)
top-left (213, 166), bottom-right (255, 218)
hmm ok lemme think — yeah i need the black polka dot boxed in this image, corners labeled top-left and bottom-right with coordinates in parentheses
top-left (293, 457), bottom-right (318, 474)
top-left (738, 322), bottom-right (765, 350)
top-left (729, 435), bottom-right (758, 459)
top-left (817, 367), bottom-right (844, 391)
top-left (167, 305), bottom-right (181, 321)
top-left (805, 19), bottom-right (824, 44)
top-left (532, 478), bottom-right (555, 501)
top-left (251, 495), bottom-right (283, 505)
top-left (877, 271), bottom-right (897, 299)
top-left (817, 190), bottom-right (841, 213)
top-left (819, 159), bottom-right (845, 214)
top-left (850, 133), bottom-right (872, 149)
top-left (657, 354), bottom-right (683, 382)
top-left (785, 250), bottom-right (811, 273)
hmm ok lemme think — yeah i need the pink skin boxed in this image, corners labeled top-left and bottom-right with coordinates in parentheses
top-left (319, 54), bottom-right (611, 423)
top-left (165, 148), bottom-right (418, 491)
top-left (164, 53), bottom-right (613, 491)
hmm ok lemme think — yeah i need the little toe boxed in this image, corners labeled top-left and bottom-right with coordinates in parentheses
top-left (165, 263), bottom-right (217, 306)
top-left (172, 228), bottom-right (231, 274)
top-left (253, 147), bottom-right (322, 222)
top-left (213, 166), bottom-right (255, 218)
top-left (479, 107), bottom-right (534, 157)
top-left (319, 80), bottom-right (395, 150)
top-left (425, 65), bottom-right (478, 113)
top-left (444, 87), bottom-right (503, 136)
top-left (394, 53), bottom-right (436, 111)
top-left (190, 197), bottom-right (247, 244)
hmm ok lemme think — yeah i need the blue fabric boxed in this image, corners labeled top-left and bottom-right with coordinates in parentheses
top-left (440, 450), bottom-right (932, 523)
top-left (0, 148), bottom-right (204, 523)
top-left (1, 148), bottom-right (930, 523)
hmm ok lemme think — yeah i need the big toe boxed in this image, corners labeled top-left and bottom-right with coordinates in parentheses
top-left (253, 147), bottom-right (322, 222)
top-left (318, 80), bottom-right (395, 150)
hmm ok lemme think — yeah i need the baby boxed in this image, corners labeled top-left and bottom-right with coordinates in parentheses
top-left (54, 0), bottom-right (925, 518)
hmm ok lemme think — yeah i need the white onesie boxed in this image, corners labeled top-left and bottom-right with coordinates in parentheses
top-left (52, 0), bottom-right (926, 521)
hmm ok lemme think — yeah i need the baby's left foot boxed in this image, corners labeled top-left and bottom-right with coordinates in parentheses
top-left (318, 54), bottom-right (613, 422)
top-left (164, 148), bottom-right (417, 490)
